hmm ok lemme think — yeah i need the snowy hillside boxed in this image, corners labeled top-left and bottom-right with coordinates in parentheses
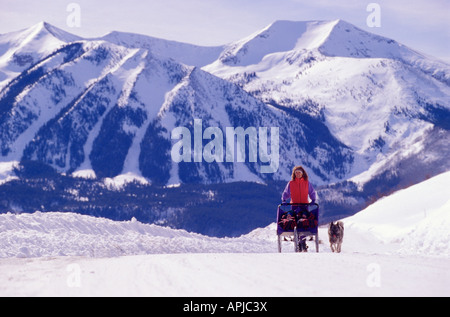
top-left (344, 170), bottom-right (450, 255)
top-left (0, 171), bottom-right (449, 296)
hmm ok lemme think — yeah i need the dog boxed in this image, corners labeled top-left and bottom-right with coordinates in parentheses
top-left (328, 221), bottom-right (344, 253)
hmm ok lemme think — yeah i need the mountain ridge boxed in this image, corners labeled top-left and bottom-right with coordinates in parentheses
top-left (0, 21), bottom-right (366, 186)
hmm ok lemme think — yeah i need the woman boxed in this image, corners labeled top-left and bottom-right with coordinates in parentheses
top-left (280, 165), bottom-right (317, 252)
top-left (281, 166), bottom-right (317, 204)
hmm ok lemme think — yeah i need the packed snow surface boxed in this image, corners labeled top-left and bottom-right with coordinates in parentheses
top-left (0, 172), bottom-right (449, 296)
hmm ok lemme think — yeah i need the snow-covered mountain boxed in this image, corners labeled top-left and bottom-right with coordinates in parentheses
top-left (0, 19), bottom-right (449, 193)
top-left (0, 21), bottom-right (356, 186)
top-left (204, 20), bottom-right (450, 188)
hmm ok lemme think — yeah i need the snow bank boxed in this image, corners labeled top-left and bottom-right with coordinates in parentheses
top-left (400, 199), bottom-right (450, 255)
top-left (344, 171), bottom-right (450, 256)
top-left (0, 212), bottom-right (274, 258)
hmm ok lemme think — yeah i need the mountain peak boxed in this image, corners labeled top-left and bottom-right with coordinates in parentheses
top-left (0, 21), bottom-right (83, 81)
top-left (217, 19), bottom-right (338, 66)
top-left (29, 21), bottom-right (82, 43)
top-left (317, 19), bottom-right (400, 58)
top-left (215, 19), bottom-right (436, 67)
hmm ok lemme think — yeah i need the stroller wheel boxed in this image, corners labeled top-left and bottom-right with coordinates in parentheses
top-left (298, 238), bottom-right (308, 252)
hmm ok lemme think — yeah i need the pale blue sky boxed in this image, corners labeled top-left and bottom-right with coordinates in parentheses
top-left (0, 0), bottom-right (449, 62)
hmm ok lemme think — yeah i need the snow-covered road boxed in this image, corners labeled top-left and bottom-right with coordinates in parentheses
top-left (1, 250), bottom-right (448, 297)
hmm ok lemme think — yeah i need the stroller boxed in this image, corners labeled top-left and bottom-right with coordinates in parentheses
top-left (276, 203), bottom-right (320, 253)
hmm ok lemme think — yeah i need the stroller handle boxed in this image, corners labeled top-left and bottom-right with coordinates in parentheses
top-left (279, 202), bottom-right (319, 207)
